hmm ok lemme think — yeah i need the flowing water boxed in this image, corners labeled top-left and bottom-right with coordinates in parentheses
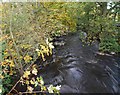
top-left (39, 32), bottom-right (120, 93)
top-left (14, 32), bottom-right (120, 94)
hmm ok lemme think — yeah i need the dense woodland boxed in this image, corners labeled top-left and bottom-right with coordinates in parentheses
top-left (0, 2), bottom-right (120, 94)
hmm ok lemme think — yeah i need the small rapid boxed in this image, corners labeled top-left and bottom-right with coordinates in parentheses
top-left (39, 32), bottom-right (120, 93)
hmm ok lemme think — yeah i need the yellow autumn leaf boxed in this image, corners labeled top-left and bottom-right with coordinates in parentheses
top-left (23, 71), bottom-right (31, 78)
top-left (21, 44), bottom-right (31, 49)
top-left (9, 68), bottom-right (14, 75)
top-left (9, 61), bottom-right (15, 67)
top-left (44, 47), bottom-right (49, 56)
top-left (1, 61), bottom-right (7, 66)
top-left (40, 45), bottom-right (46, 50)
top-left (37, 51), bottom-right (41, 56)
top-left (24, 55), bottom-right (32, 63)
top-left (41, 86), bottom-right (47, 91)
top-left (41, 52), bottom-right (45, 61)
top-left (30, 80), bottom-right (35, 85)
top-left (25, 80), bottom-right (30, 84)
top-left (4, 50), bottom-right (8, 55)
top-left (32, 68), bottom-right (38, 75)
top-left (0, 74), bottom-right (4, 79)
top-left (20, 56), bottom-right (23, 59)
top-left (49, 49), bottom-right (52, 55)
top-left (27, 86), bottom-right (34, 92)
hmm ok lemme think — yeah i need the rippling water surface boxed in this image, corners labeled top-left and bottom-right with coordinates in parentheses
top-left (15, 32), bottom-right (120, 93)
top-left (39, 32), bottom-right (120, 93)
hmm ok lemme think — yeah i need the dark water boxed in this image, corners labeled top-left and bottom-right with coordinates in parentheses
top-left (14, 32), bottom-right (120, 94)
top-left (38, 32), bottom-right (120, 93)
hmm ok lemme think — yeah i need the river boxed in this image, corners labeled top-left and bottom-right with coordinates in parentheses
top-left (39, 32), bottom-right (120, 93)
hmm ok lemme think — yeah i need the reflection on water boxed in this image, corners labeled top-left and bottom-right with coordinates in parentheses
top-left (15, 32), bottom-right (120, 93)
top-left (39, 32), bottom-right (120, 93)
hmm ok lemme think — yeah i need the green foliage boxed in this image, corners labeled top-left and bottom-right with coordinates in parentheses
top-left (77, 2), bottom-right (120, 53)
top-left (1, 2), bottom-right (120, 94)
top-left (98, 18), bottom-right (120, 52)
top-left (1, 2), bottom-right (77, 94)
top-left (79, 31), bottom-right (87, 43)
top-left (100, 34), bottom-right (119, 52)
top-left (2, 74), bottom-right (12, 94)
